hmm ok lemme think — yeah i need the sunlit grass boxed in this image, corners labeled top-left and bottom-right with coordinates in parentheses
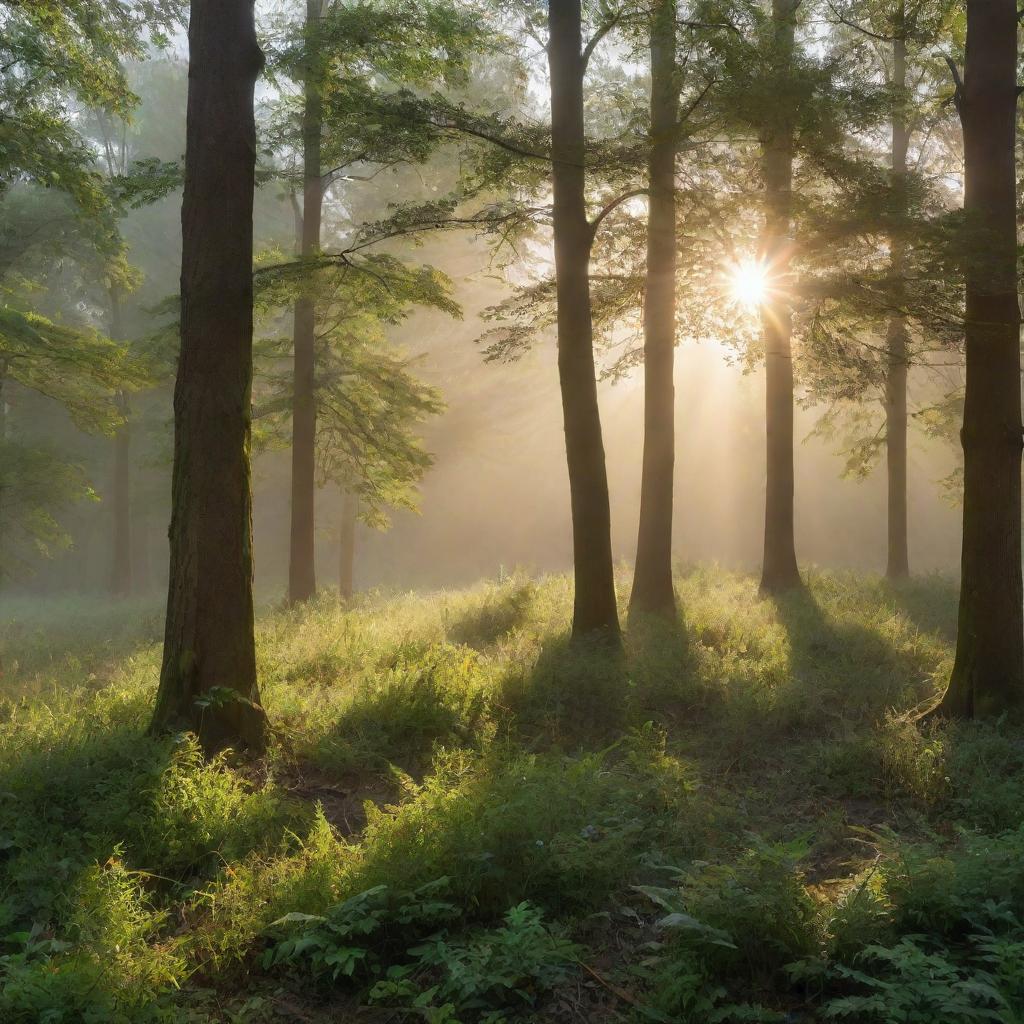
top-left (0, 567), bottom-right (1020, 1022)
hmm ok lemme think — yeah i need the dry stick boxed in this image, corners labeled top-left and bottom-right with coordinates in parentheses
top-left (576, 960), bottom-right (639, 1006)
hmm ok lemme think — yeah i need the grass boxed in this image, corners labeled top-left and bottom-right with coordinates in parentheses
top-left (1, 566), bottom-right (1022, 1022)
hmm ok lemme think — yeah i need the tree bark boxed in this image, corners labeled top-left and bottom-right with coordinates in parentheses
top-left (936, 0), bottom-right (1023, 718)
top-left (548, 0), bottom-right (621, 641)
top-left (759, 0), bottom-right (802, 595)
top-left (339, 488), bottom-right (356, 600)
top-left (151, 0), bottom-right (267, 754)
top-left (288, 0), bottom-right (325, 605)
top-left (630, 0), bottom-right (679, 619)
top-left (885, 32), bottom-right (910, 580)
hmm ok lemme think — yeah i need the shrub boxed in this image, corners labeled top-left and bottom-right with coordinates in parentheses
top-left (352, 729), bottom-right (697, 916)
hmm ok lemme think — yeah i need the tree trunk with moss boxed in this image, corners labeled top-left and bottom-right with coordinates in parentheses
top-left (630, 0), bottom-right (679, 619)
top-left (151, 0), bottom-right (268, 754)
top-left (935, 0), bottom-right (1023, 718)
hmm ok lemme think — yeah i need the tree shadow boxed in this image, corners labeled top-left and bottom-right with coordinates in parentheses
top-left (0, 717), bottom-right (307, 933)
top-left (764, 585), bottom-right (939, 731)
top-left (496, 632), bottom-right (632, 749)
top-left (444, 578), bottom-right (538, 650)
top-left (304, 643), bottom-right (492, 781)
top-left (880, 573), bottom-right (959, 643)
top-left (623, 605), bottom-right (701, 724)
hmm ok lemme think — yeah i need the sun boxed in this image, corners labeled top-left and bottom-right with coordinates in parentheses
top-left (728, 258), bottom-right (769, 309)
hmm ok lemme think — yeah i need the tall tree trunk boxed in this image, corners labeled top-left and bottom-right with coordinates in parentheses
top-left (339, 488), bottom-right (356, 600)
top-left (936, 0), bottom-right (1022, 718)
top-left (630, 0), bottom-right (679, 619)
top-left (288, 0), bottom-right (325, 605)
top-left (109, 282), bottom-right (132, 596)
top-left (759, 0), bottom-right (802, 595)
top-left (885, 32), bottom-right (910, 580)
top-left (152, 0), bottom-right (267, 754)
top-left (548, 0), bottom-right (620, 641)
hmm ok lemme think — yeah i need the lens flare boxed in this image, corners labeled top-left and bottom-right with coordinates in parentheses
top-left (729, 258), bottom-right (769, 308)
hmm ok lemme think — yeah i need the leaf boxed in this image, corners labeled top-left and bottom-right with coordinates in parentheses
top-left (268, 912), bottom-right (328, 927)
top-left (631, 885), bottom-right (684, 913)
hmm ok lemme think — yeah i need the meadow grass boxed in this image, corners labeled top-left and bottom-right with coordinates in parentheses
top-left (0, 567), bottom-right (1021, 1022)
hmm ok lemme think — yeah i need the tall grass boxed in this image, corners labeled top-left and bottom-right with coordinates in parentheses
top-left (0, 568), bottom-right (1020, 1022)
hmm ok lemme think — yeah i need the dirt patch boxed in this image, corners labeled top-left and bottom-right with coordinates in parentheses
top-left (282, 763), bottom-right (398, 837)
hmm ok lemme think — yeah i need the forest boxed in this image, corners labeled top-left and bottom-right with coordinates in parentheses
top-left (2, 0), bottom-right (1024, 1020)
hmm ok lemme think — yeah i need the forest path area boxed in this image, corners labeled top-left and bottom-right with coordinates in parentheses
top-left (1, 567), bottom-right (1021, 1023)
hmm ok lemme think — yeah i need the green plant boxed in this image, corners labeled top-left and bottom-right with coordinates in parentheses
top-left (822, 933), bottom-right (1024, 1023)
top-left (638, 836), bottom-right (820, 978)
top-left (351, 734), bottom-right (696, 917)
top-left (368, 901), bottom-right (578, 1022)
top-left (263, 877), bottom-right (459, 980)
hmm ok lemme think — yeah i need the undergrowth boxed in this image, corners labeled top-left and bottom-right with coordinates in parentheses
top-left (0, 567), bottom-right (1020, 1022)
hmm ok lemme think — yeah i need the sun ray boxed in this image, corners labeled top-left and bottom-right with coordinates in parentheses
top-left (728, 258), bottom-right (769, 309)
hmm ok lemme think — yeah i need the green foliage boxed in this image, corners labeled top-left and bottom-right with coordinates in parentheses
top-left (353, 733), bottom-right (696, 918)
top-left (369, 901), bottom-right (578, 1023)
top-left (0, 307), bottom-right (145, 433)
top-left (0, 440), bottom-right (97, 576)
top-left (1, 0), bottom-right (184, 215)
top-left (632, 836), bottom-right (820, 1022)
top-left (821, 933), bottom-right (1024, 1023)
top-left (807, 827), bottom-right (1024, 1022)
top-left (0, 569), bottom-right (1021, 1022)
top-left (253, 250), bottom-right (451, 528)
top-left (264, 879), bottom-right (577, 1022)
top-left (262, 0), bottom-right (486, 180)
top-left (312, 642), bottom-right (493, 776)
top-left (264, 878), bottom-right (459, 980)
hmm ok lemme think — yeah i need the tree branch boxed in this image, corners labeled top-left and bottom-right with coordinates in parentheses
top-left (581, 13), bottom-right (622, 71)
top-left (942, 55), bottom-right (964, 114)
top-left (588, 188), bottom-right (649, 239)
top-left (825, 0), bottom-right (895, 41)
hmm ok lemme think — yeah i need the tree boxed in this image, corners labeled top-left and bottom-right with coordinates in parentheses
top-left (338, 489), bottom-right (357, 599)
top-left (630, 0), bottom-right (681, 618)
top-left (90, 106), bottom-right (183, 596)
top-left (816, 0), bottom-right (959, 578)
top-left (266, 0), bottom-right (481, 605)
top-left (548, 0), bottom-right (620, 641)
top-left (759, 0), bottom-right (803, 595)
top-left (0, 300), bottom-right (145, 580)
top-left (151, 0), bottom-right (268, 754)
top-left (1, 0), bottom-right (183, 205)
top-left (883, 13), bottom-right (910, 579)
top-left (287, 0), bottom-right (324, 606)
top-left (1, 2), bottom-right (184, 586)
top-left (254, 254), bottom-right (448, 602)
top-left (933, 0), bottom-right (1022, 718)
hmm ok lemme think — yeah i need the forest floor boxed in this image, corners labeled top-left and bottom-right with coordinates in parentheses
top-left (1, 567), bottom-right (1023, 1023)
